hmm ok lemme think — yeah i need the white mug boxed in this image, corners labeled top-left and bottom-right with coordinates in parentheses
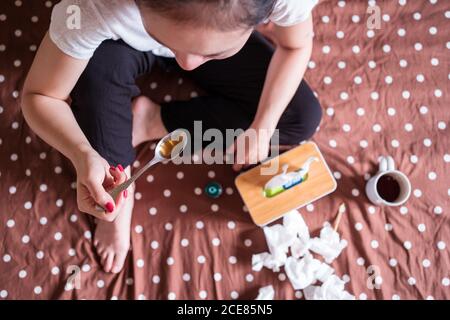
top-left (365, 156), bottom-right (411, 206)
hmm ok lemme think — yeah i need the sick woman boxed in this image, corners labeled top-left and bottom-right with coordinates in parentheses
top-left (21, 0), bottom-right (322, 273)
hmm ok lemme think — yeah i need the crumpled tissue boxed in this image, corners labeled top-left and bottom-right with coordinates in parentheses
top-left (303, 275), bottom-right (355, 300)
top-left (255, 285), bottom-right (275, 300)
top-left (309, 222), bottom-right (348, 264)
top-left (253, 210), bottom-right (354, 300)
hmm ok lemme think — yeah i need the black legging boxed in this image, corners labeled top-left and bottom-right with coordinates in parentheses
top-left (70, 32), bottom-right (322, 167)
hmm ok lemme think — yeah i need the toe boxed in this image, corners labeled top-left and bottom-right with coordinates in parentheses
top-left (111, 251), bottom-right (128, 273)
top-left (103, 252), bottom-right (115, 273)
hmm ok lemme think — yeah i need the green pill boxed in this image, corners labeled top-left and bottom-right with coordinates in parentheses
top-left (204, 182), bottom-right (223, 199)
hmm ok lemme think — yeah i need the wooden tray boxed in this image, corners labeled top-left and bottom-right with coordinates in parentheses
top-left (235, 142), bottom-right (337, 226)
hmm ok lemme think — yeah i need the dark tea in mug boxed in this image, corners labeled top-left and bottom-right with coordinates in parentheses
top-left (376, 174), bottom-right (401, 203)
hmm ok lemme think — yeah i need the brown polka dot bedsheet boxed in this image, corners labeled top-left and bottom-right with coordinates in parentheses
top-left (0, 0), bottom-right (449, 300)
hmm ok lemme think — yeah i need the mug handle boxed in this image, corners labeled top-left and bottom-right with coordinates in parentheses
top-left (379, 156), bottom-right (388, 172)
top-left (386, 156), bottom-right (395, 171)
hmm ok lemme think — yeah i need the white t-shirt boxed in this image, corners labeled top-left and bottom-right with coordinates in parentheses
top-left (49, 0), bottom-right (318, 60)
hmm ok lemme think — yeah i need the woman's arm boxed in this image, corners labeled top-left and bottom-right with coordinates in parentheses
top-left (231, 17), bottom-right (314, 171)
top-left (21, 32), bottom-right (90, 163)
top-left (254, 16), bottom-right (313, 131)
top-left (21, 33), bottom-right (121, 219)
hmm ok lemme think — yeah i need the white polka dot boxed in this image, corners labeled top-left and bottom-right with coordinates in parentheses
top-left (227, 221), bottom-right (236, 230)
top-left (22, 235), bottom-right (30, 244)
top-left (407, 277), bottom-right (416, 285)
top-left (368, 61), bottom-right (376, 69)
top-left (403, 241), bottom-right (412, 250)
top-left (182, 273), bottom-right (191, 281)
top-left (371, 240), bottom-right (379, 249)
top-left (437, 241), bottom-right (446, 250)
top-left (389, 258), bottom-right (397, 267)
top-left (403, 123), bottom-right (413, 132)
top-left (352, 45), bottom-right (360, 54)
top-left (392, 294), bottom-right (400, 300)
top-left (34, 286), bottom-right (42, 295)
top-left (326, 107), bottom-right (334, 116)
top-left (433, 206), bottom-right (443, 215)
top-left (355, 223), bottom-right (363, 231)
top-left (333, 171), bottom-right (342, 179)
top-left (82, 264), bottom-right (91, 272)
top-left (9, 186), bottom-right (17, 194)
top-left (356, 107), bottom-right (365, 116)
top-left (163, 189), bottom-right (171, 197)
top-left (423, 138), bottom-right (432, 147)
top-left (56, 199), bottom-right (63, 207)
top-left (150, 240), bottom-right (159, 249)
top-left (414, 43), bottom-right (423, 51)
top-left (413, 189), bottom-right (422, 198)
top-left (431, 57), bottom-right (439, 66)
top-left (245, 274), bottom-right (254, 282)
top-left (399, 206), bottom-right (408, 215)
top-left (347, 156), bottom-right (355, 164)
top-left (54, 232), bottom-right (62, 241)
top-left (51, 267), bottom-right (60, 275)
top-left (417, 224), bottom-right (426, 233)
top-left (387, 107), bottom-right (396, 116)
top-left (397, 28), bottom-right (406, 37)
top-left (168, 292), bottom-right (176, 300)
top-left (322, 45), bottom-right (331, 54)
top-left (278, 273), bottom-right (287, 281)
top-left (384, 75), bottom-right (393, 84)
top-left (367, 30), bottom-right (375, 38)
top-left (134, 192), bottom-right (142, 200)
top-left (442, 278), bottom-right (450, 286)
top-left (391, 140), bottom-right (400, 148)
top-left (352, 15), bottom-right (360, 23)
top-left (399, 59), bottom-right (407, 68)
top-left (196, 221), bottom-right (204, 229)
top-left (438, 121), bottom-right (446, 130)
top-left (372, 124), bottom-right (381, 132)
top-left (199, 290), bottom-right (208, 299)
top-left (422, 259), bottom-right (431, 268)
top-left (68, 248), bottom-right (76, 256)
top-left (197, 255), bottom-right (206, 264)
top-left (434, 89), bottom-right (442, 98)
top-left (337, 61), bottom-right (346, 69)
top-left (306, 204), bottom-right (314, 212)
top-left (18, 270), bottom-right (27, 278)
top-left (211, 204), bottom-right (219, 212)
top-left (342, 124), bottom-right (351, 132)
top-left (385, 223), bottom-right (393, 231)
top-left (356, 257), bottom-right (365, 266)
top-left (359, 140), bottom-right (368, 148)
top-left (181, 238), bottom-right (189, 247)
top-left (40, 217), bottom-right (48, 225)
top-left (351, 188), bottom-right (360, 197)
top-left (410, 155), bottom-right (418, 164)
top-left (212, 238), bottom-right (220, 246)
top-left (354, 76), bottom-right (362, 85)
top-left (152, 275), bottom-right (160, 284)
top-left (165, 222), bottom-right (173, 231)
top-left (36, 251), bottom-right (44, 259)
top-left (39, 184), bottom-right (48, 192)
top-left (416, 74), bottom-right (425, 82)
top-left (402, 90), bottom-right (410, 99)
top-left (244, 239), bottom-right (252, 247)
top-left (167, 257), bottom-right (175, 265)
top-left (340, 92), bottom-right (349, 100)
top-left (3, 254), bottom-right (11, 262)
top-left (368, 206), bottom-right (376, 214)
top-left (419, 106), bottom-right (429, 114)
top-left (329, 140), bottom-right (337, 148)
top-left (136, 259), bottom-right (144, 268)
top-left (228, 256), bottom-right (237, 264)
top-left (359, 293), bottom-right (367, 300)
top-left (148, 207), bottom-right (157, 215)
top-left (322, 15), bottom-right (330, 23)
top-left (6, 219), bottom-right (15, 228)
top-left (382, 44), bottom-right (391, 53)
top-left (214, 273), bottom-right (222, 282)
top-left (428, 172), bottom-right (437, 180)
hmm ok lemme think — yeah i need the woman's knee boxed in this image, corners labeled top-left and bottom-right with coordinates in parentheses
top-left (278, 83), bottom-right (322, 144)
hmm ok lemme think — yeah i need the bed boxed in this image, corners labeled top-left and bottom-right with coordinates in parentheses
top-left (0, 0), bottom-right (448, 300)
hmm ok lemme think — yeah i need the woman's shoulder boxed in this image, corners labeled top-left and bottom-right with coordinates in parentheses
top-left (270, 0), bottom-right (319, 26)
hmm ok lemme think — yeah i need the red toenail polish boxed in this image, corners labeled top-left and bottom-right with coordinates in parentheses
top-left (105, 202), bottom-right (114, 213)
top-left (123, 190), bottom-right (128, 198)
top-left (110, 166), bottom-right (116, 171)
top-left (117, 164), bottom-right (124, 172)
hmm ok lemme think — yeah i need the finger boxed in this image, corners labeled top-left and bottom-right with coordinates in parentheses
top-left (103, 166), bottom-right (115, 189)
top-left (109, 165), bottom-right (127, 185)
top-left (85, 178), bottom-right (115, 214)
top-left (225, 142), bottom-right (236, 164)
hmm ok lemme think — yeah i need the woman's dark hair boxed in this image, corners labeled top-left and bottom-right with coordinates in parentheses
top-left (137, 0), bottom-right (277, 31)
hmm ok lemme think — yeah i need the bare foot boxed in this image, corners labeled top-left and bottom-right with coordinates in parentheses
top-left (132, 95), bottom-right (168, 147)
top-left (94, 167), bottom-right (134, 273)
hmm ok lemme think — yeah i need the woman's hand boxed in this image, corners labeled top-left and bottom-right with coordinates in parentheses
top-left (73, 148), bottom-right (127, 221)
top-left (228, 123), bottom-right (274, 172)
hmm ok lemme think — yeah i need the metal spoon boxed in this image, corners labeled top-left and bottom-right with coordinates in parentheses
top-left (95, 129), bottom-right (188, 212)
